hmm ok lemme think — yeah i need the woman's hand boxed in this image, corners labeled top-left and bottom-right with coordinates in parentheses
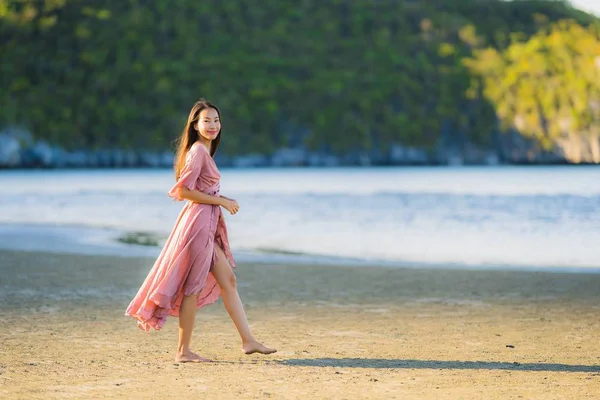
top-left (220, 198), bottom-right (240, 215)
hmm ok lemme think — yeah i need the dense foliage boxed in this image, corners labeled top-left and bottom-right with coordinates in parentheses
top-left (1, 0), bottom-right (598, 162)
top-left (466, 20), bottom-right (600, 163)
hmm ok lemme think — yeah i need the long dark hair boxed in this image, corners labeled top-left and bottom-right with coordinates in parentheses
top-left (174, 98), bottom-right (222, 180)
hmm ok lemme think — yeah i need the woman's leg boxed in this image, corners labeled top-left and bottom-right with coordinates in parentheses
top-left (175, 293), bottom-right (211, 362)
top-left (212, 244), bottom-right (277, 354)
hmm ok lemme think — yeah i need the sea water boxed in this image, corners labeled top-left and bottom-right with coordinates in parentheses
top-left (1, 166), bottom-right (599, 272)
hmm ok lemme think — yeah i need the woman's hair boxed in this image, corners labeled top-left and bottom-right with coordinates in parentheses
top-left (173, 98), bottom-right (222, 180)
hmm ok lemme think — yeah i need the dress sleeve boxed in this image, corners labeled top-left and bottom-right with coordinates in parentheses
top-left (168, 146), bottom-right (204, 201)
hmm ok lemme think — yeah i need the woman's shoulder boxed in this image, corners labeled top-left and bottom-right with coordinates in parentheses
top-left (188, 142), bottom-right (209, 161)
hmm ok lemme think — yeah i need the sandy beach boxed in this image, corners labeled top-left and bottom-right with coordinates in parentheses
top-left (1, 250), bottom-right (599, 399)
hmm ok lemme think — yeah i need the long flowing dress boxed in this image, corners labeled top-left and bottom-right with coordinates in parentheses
top-left (124, 142), bottom-right (236, 331)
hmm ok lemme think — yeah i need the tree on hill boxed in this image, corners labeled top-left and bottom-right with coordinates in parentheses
top-left (465, 19), bottom-right (600, 163)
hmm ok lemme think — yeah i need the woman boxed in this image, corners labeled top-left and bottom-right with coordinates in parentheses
top-left (125, 99), bottom-right (276, 362)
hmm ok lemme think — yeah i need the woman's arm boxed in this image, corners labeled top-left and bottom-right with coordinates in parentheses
top-left (175, 187), bottom-right (223, 206)
top-left (176, 187), bottom-right (239, 215)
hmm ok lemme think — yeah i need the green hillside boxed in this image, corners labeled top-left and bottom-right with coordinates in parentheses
top-left (1, 0), bottom-right (599, 164)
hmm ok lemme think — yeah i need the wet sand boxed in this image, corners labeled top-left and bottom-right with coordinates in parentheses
top-left (0, 250), bottom-right (599, 399)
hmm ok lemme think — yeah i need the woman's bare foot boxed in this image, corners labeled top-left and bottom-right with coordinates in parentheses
top-left (175, 350), bottom-right (212, 363)
top-left (242, 341), bottom-right (277, 355)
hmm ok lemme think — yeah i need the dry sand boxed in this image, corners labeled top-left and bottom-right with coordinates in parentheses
top-left (0, 250), bottom-right (599, 399)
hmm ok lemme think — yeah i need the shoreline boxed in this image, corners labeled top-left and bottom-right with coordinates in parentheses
top-left (2, 222), bottom-right (600, 274)
top-left (3, 249), bottom-right (600, 307)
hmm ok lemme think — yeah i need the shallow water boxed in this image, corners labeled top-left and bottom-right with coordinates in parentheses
top-left (1, 165), bottom-right (599, 271)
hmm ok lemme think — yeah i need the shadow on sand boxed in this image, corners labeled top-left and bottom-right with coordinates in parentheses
top-left (274, 358), bottom-right (600, 373)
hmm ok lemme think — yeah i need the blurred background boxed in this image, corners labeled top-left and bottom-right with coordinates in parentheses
top-left (1, 0), bottom-right (599, 271)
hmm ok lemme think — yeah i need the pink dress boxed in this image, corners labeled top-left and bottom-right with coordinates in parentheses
top-left (125, 142), bottom-right (236, 331)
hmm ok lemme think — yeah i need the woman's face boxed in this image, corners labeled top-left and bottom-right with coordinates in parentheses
top-left (196, 108), bottom-right (221, 141)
